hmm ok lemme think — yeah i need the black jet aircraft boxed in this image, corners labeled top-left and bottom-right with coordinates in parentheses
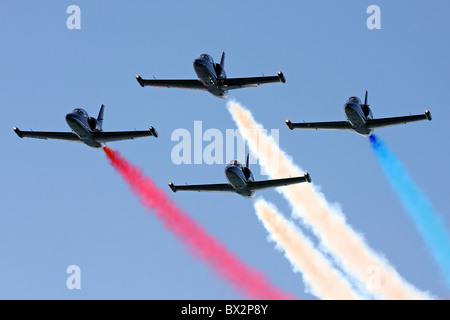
top-left (285, 91), bottom-right (432, 136)
top-left (13, 105), bottom-right (158, 149)
top-left (168, 154), bottom-right (310, 198)
top-left (136, 52), bottom-right (286, 98)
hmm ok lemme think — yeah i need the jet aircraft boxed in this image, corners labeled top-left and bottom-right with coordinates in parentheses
top-left (285, 91), bottom-right (431, 136)
top-left (168, 154), bottom-right (311, 198)
top-left (13, 105), bottom-right (158, 148)
top-left (136, 52), bottom-right (286, 98)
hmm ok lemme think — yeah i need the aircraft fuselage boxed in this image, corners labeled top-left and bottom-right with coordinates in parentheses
top-left (193, 55), bottom-right (228, 98)
top-left (65, 109), bottom-right (103, 148)
top-left (344, 97), bottom-right (374, 136)
top-left (224, 162), bottom-right (255, 198)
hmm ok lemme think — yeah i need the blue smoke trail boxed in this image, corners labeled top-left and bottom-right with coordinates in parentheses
top-left (369, 134), bottom-right (450, 288)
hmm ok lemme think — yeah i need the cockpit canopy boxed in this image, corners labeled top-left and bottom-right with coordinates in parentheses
top-left (228, 160), bottom-right (242, 167)
top-left (199, 54), bottom-right (214, 64)
top-left (347, 96), bottom-right (361, 105)
top-left (72, 108), bottom-right (88, 117)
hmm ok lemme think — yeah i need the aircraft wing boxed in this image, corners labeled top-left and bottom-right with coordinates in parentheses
top-left (136, 75), bottom-right (206, 90)
top-left (365, 110), bottom-right (432, 129)
top-left (219, 72), bottom-right (286, 90)
top-left (92, 127), bottom-right (158, 142)
top-left (247, 173), bottom-right (311, 191)
top-left (168, 182), bottom-right (235, 193)
top-left (13, 127), bottom-right (82, 142)
top-left (285, 120), bottom-right (353, 130)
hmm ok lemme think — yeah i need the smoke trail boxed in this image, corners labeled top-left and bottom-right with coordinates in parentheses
top-left (369, 134), bottom-right (450, 287)
top-left (103, 146), bottom-right (294, 300)
top-left (227, 100), bottom-right (432, 299)
top-left (254, 198), bottom-right (362, 300)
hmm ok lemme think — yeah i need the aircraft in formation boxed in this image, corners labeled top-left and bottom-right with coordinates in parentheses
top-left (13, 105), bottom-right (158, 149)
top-left (169, 154), bottom-right (311, 198)
top-left (136, 52), bottom-right (286, 98)
top-left (285, 91), bottom-right (432, 136)
top-left (13, 54), bottom-right (434, 200)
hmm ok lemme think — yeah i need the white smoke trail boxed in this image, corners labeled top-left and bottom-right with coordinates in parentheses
top-left (228, 100), bottom-right (432, 300)
top-left (255, 198), bottom-right (363, 300)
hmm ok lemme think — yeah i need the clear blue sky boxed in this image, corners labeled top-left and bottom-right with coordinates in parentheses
top-left (1, 1), bottom-right (448, 299)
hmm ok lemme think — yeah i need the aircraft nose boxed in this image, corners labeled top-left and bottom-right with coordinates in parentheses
top-left (66, 113), bottom-right (75, 121)
top-left (65, 113), bottom-right (80, 125)
top-left (344, 103), bottom-right (358, 114)
top-left (193, 59), bottom-right (208, 69)
top-left (225, 164), bottom-right (242, 177)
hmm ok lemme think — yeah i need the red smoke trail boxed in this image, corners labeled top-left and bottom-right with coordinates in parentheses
top-left (103, 147), bottom-right (294, 300)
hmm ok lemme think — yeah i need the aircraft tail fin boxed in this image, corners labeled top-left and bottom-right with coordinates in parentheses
top-left (242, 153), bottom-right (252, 180)
top-left (246, 152), bottom-right (250, 169)
top-left (363, 90), bottom-right (369, 107)
top-left (97, 104), bottom-right (105, 126)
top-left (220, 52), bottom-right (225, 68)
top-left (361, 91), bottom-right (371, 117)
